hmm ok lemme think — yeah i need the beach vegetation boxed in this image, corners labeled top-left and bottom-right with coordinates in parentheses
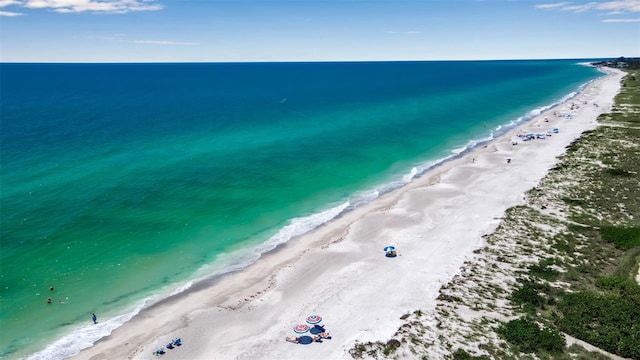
top-left (560, 197), bottom-right (586, 206)
top-left (382, 339), bottom-right (401, 356)
top-left (565, 344), bottom-right (615, 360)
top-left (556, 290), bottom-right (640, 359)
top-left (599, 225), bottom-right (640, 250)
top-left (349, 338), bottom-right (407, 359)
top-left (437, 293), bottom-right (464, 303)
top-left (492, 69), bottom-right (640, 359)
top-left (595, 275), bottom-right (640, 295)
top-left (564, 138), bottom-right (582, 154)
top-left (410, 336), bottom-right (422, 345)
top-left (528, 259), bottom-right (560, 281)
top-left (551, 238), bottom-right (575, 254)
top-left (605, 167), bottom-right (633, 177)
top-left (449, 348), bottom-right (490, 360)
top-left (496, 317), bottom-right (565, 354)
top-left (534, 69), bottom-right (640, 360)
top-left (614, 246), bottom-right (640, 279)
top-left (510, 280), bottom-right (549, 311)
top-left (349, 342), bottom-right (367, 358)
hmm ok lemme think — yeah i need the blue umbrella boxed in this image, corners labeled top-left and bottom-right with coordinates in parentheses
top-left (298, 336), bottom-right (314, 345)
top-left (383, 246), bottom-right (395, 252)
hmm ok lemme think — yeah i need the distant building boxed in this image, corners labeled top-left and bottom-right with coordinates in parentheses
top-left (591, 57), bottom-right (639, 69)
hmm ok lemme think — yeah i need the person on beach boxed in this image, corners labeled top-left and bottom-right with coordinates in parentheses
top-left (313, 332), bottom-right (332, 342)
top-left (92, 313), bottom-right (97, 324)
top-left (285, 336), bottom-right (300, 343)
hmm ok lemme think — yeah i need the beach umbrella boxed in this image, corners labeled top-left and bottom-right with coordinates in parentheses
top-left (306, 315), bottom-right (322, 324)
top-left (294, 324), bottom-right (310, 334)
top-left (383, 246), bottom-right (395, 252)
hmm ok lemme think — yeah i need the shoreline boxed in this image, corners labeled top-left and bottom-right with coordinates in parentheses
top-left (67, 68), bottom-right (625, 360)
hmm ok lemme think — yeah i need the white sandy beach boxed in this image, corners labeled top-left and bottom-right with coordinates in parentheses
top-left (72, 68), bottom-right (625, 360)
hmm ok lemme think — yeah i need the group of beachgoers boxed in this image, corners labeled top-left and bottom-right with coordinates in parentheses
top-left (153, 338), bottom-right (182, 356)
top-left (286, 323), bottom-right (332, 344)
top-left (46, 286), bottom-right (101, 330)
top-left (45, 286), bottom-right (67, 304)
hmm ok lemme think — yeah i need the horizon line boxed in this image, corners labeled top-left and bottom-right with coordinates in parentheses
top-left (0, 56), bottom-right (627, 65)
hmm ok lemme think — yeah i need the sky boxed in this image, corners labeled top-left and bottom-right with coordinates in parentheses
top-left (0, 0), bottom-right (638, 62)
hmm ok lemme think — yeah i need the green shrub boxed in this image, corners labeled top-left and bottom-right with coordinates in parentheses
top-left (511, 280), bottom-right (549, 309)
top-left (596, 277), bottom-right (640, 300)
top-left (557, 291), bottom-right (640, 359)
top-left (450, 348), bottom-right (490, 360)
top-left (562, 197), bottom-right (587, 206)
top-left (497, 317), bottom-right (565, 353)
top-left (605, 168), bottom-right (632, 177)
top-left (529, 259), bottom-right (560, 281)
top-left (600, 226), bottom-right (640, 250)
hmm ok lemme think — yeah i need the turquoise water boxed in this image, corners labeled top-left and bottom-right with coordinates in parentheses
top-left (0, 60), bottom-right (601, 359)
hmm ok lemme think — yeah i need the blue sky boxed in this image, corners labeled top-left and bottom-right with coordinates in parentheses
top-left (1, 0), bottom-right (638, 62)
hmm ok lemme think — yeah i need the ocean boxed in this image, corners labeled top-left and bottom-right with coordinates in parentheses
top-left (0, 60), bottom-right (601, 359)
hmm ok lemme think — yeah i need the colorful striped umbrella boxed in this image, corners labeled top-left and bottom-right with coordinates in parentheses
top-left (294, 324), bottom-right (310, 334)
top-left (306, 315), bottom-right (322, 324)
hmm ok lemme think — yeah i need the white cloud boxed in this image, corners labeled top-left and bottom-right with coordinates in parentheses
top-left (602, 17), bottom-right (640, 22)
top-left (0, 9), bottom-right (23, 15)
top-left (536, 0), bottom-right (640, 13)
top-left (0, 0), bottom-right (23, 7)
top-left (535, 2), bottom-right (572, 9)
top-left (16, 0), bottom-right (163, 13)
top-left (596, 0), bottom-right (640, 12)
